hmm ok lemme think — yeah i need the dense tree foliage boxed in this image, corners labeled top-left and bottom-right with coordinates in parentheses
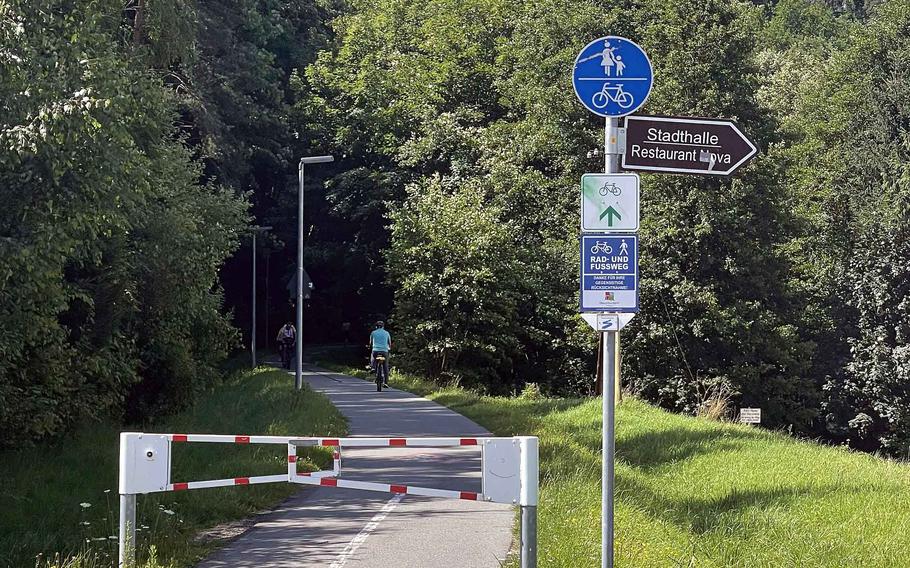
top-left (4, 0), bottom-right (910, 456)
top-left (295, 0), bottom-right (910, 452)
top-left (0, 1), bottom-right (246, 445)
top-left (765, 0), bottom-right (910, 450)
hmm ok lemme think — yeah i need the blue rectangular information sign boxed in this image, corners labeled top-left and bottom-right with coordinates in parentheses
top-left (580, 234), bottom-right (639, 312)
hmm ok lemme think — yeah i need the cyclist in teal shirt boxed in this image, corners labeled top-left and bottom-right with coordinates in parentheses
top-left (369, 321), bottom-right (392, 384)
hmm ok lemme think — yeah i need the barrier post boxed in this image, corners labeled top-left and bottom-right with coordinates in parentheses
top-left (519, 436), bottom-right (539, 568)
top-left (118, 494), bottom-right (136, 567)
top-left (118, 434), bottom-right (137, 567)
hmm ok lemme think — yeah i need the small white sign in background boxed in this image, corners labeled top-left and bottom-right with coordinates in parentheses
top-left (581, 173), bottom-right (640, 232)
top-left (739, 408), bottom-right (761, 424)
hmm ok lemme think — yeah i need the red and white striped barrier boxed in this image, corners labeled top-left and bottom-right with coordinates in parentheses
top-left (117, 432), bottom-right (539, 567)
top-left (163, 433), bottom-right (486, 446)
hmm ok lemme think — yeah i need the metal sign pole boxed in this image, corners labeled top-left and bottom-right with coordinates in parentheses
top-left (294, 155), bottom-right (332, 389)
top-left (574, 35), bottom-right (650, 568)
top-left (118, 434), bottom-right (136, 567)
top-left (616, 332), bottom-right (622, 404)
top-left (250, 226), bottom-right (272, 370)
top-left (296, 163), bottom-right (305, 390)
top-left (251, 231), bottom-right (257, 369)
top-left (118, 494), bottom-right (136, 567)
top-left (602, 115), bottom-right (621, 568)
top-left (605, 116), bottom-right (623, 405)
top-left (602, 330), bottom-right (616, 568)
top-left (605, 117), bottom-right (620, 171)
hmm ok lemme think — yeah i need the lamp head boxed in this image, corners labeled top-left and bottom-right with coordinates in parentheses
top-left (300, 155), bottom-right (334, 165)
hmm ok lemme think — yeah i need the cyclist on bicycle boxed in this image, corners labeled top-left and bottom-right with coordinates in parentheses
top-left (276, 322), bottom-right (296, 367)
top-left (368, 321), bottom-right (392, 387)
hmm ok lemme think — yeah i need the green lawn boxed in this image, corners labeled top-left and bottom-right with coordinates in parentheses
top-left (322, 363), bottom-right (910, 567)
top-left (0, 367), bottom-right (348, 568)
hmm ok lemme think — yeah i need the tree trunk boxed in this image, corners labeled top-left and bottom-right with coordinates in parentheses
top-left (132, 0), bottom-right (145, 45)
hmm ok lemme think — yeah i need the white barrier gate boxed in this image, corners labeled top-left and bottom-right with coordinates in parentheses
top-left (118, 432), bottom-right (538, 567)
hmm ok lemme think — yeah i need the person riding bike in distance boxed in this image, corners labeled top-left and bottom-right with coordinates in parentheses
top-left (276, 322), bottom-right (297, 369)
top-left (368, 321), bottom-right (392, 387)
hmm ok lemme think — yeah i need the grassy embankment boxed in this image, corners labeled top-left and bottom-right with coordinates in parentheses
top-left (320, 360), bottom-right (910, 568)
top-left (0, 367), bottom-right (347, 568)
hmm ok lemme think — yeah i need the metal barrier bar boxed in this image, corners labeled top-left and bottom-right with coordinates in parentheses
top-left (170, 434), bottom-right (296, 444)
top-left (303, 437), bottom-right (483, 447)
top-left (167, 434), bottom-right (486, 447)
top-left (289, 473), bottom-right (483, 501)
top-left (286, 442), bottom-right (340, 479)
top-left (168, 474), bottom-right (287, 492)
top-left (118, 432), bottom-right (538, 568)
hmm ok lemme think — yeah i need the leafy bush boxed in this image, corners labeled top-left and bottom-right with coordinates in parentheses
top-left (519, 382), bottom-right (543, 401)
top-left (387, 180), bottom-right (522, 389)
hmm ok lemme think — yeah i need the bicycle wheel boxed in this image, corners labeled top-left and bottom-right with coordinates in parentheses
top-left (591, 91), bottom-right (609, 109)
top-left (616, 92), bottom-right (634, 109)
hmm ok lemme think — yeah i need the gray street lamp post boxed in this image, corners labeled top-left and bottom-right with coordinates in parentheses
top-left (296, 155), bottom-right (333, 390)
top-left (251, 225), bottom-right (273, 368)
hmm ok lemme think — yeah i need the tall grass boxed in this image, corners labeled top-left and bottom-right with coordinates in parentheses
top-left (327, 362), bottom-right (910, 567)
top-left (0, 368), bottom-right (348, 568)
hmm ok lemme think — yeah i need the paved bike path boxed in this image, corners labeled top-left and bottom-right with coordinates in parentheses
top-left (197, 366), bottom-right (513, 568)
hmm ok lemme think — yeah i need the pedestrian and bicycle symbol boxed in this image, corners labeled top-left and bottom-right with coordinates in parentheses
top-left (572, 36), bottom-right (653, 117)
top-left (581, 173), bottom-right (640, 232)
top-left (589, 239), bottom-right (630, 255)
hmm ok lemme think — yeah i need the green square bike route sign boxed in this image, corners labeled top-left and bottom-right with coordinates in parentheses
top-left (581, 173), bottom-right (640, 232)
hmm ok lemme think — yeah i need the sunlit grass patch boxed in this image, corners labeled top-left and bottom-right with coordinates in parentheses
top-left (324, 362), bottom-right (910, 567)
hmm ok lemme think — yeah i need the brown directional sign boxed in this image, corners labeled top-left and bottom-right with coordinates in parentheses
top-left (622, 115), bottom-right (757, 176)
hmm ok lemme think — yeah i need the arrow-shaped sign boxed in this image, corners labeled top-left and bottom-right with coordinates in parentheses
top-left (600, 206), bottom-right (621, 225)
top-left (622, 115), bottom-right (757, 176)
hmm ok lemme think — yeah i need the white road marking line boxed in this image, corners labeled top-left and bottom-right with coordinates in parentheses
top-left (329, 494), bottom-right (405, 568)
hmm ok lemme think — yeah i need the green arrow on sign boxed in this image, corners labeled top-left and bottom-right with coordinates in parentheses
top-left (600, 206), bottom-right (621, 226)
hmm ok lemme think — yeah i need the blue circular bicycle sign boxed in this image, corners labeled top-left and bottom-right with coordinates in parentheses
top-left (572, 36), bottom-right (653, 117)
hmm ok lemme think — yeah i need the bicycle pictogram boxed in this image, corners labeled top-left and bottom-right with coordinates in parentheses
top-left (591, 83), bottom-right (634, 110)
top-left (599, 182), bottom-right (622, 196)
top-left (590, 241), bottom-right (613, 255)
